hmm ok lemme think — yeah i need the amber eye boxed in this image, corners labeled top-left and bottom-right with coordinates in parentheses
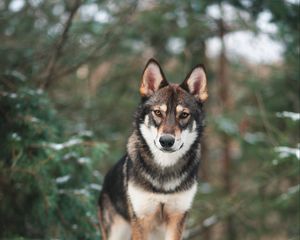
top-left (153, 110), bottom-right (162, 117)
top-left (180, 112), bottom-right (190, 119)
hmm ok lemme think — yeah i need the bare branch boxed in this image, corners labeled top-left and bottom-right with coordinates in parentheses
top-left (40, 0), bottom-right (81, 89)
top-left (52, 33), bottom-right (112, 80)
top-left (47, 3), bottom-right (138, 81)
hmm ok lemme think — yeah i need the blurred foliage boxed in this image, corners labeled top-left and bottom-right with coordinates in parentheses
top-left (0, 0), bottom-right (299, 239)
top-left (0, 75), bottom-right (107, 239)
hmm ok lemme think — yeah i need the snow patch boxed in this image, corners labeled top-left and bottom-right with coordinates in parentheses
top-left (279, 184), bottom-right (299, 201)
top-left (244, 132), bottom-right (265, 144)
top-left (93, 170), bottom-right (102, 179)
top-left (73, 189), bottom-right (90, 196)
top-left (276, 111), bottom-right (300, 121)
top-left (11, 133), bottom-right (21, 141)
top-left (78, 130), bottom-right (93, 137)
top-left (55, 175), bottom-right (71, 184)
top-left (62, 152), bottom-right (78, 161)
top-left (78, 157), bottom-right (91, 165)
top-left (89, 183), bottom-right (102, 191)
top-left (46, 138), bottom-right (83, 151)
top-left (275, 145), bottom-right (300, 160)
top-left (203, 215), bottom-right (218, 227)
top-left (2, 92), bottom-right (18, 98)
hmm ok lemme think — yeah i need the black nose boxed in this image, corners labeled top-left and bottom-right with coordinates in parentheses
top-left (159, 135), bottom-right (175, 148)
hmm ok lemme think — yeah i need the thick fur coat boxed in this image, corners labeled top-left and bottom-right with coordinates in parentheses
top-left (98, 59), bottom-right (208, 240)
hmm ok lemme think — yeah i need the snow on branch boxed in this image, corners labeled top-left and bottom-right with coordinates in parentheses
top-left (275, 145), bottom-right (300, 160)
top-left (44, 138), bottom-right (83, 151)
top-left (276, 111), bottom-right (300, 121)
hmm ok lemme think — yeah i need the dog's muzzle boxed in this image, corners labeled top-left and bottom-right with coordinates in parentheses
top-left (159, 134), bottom-right (175, 151)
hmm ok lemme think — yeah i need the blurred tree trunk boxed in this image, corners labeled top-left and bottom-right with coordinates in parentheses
top-left (218, 17), bottom-right (231, 193)
top-left (193, 39), bottom-right (212, 240)
top-left (217, 5), bottom-right (236, 240)
top-left (200, 52), bottom-right (212, 240)
top-left (184, 5), bottom-right (211, 235)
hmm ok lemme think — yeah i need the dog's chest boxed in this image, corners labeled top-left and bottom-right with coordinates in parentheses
top-left (127, 181), bottom-right (197, 217)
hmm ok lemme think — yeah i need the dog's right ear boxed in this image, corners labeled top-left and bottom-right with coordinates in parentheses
top-left (140, 59), bottom-right (168, 97)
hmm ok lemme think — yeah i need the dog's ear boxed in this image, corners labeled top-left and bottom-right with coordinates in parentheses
top-left (140, 59), bottom-right (168, 97)
top-left (180, 64), bottom-right (208, 102)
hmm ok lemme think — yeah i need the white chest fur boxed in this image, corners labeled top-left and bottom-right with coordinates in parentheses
top-left (127, 181), bottom-right (197, 217)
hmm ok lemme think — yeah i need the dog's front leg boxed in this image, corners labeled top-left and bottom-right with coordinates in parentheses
top-left (165, 212), bottom-right (187, 240)
top-left (131, 217), bottom-right (151, 240)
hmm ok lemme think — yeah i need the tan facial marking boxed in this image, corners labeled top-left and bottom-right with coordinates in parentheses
top-left (160, 104), bottom-right (167, 112)
top-left (176, 105), bottom-right (184, 113)
top-left (174, 127), bottom-right (181, 139)
top-left (176, 105), bottom-right (190, 113)
top-left (152, 105), bottom-right (167, 123)
top-left (157, 126), bottom-right (164, 135)
top-left (176, 105), bottom-right (190, 119)
top-left (153, 104), bottom-right (167, 112)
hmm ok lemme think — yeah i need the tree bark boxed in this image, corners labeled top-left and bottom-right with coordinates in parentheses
top-left (217, 6), bottom-right (236, 240)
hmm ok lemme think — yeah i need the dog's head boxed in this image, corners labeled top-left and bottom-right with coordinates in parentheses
top-left (137, 59), bottom-right (208, 167)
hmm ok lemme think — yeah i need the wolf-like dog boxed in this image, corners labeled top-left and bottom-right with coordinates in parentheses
top-left (98, 58), bottom-right (208, 240)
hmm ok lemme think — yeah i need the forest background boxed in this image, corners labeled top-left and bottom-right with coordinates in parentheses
top-left (0, 0), bottom-right (299, 239)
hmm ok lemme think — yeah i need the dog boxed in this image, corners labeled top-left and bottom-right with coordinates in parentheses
top-left (98, 58), bottom-right (208, 240)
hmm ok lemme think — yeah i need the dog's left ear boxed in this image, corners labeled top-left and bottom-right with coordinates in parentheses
top-left (140, 59), bottom-right (168, 97)
top-left (180, 64), bottom-right (208, 102)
